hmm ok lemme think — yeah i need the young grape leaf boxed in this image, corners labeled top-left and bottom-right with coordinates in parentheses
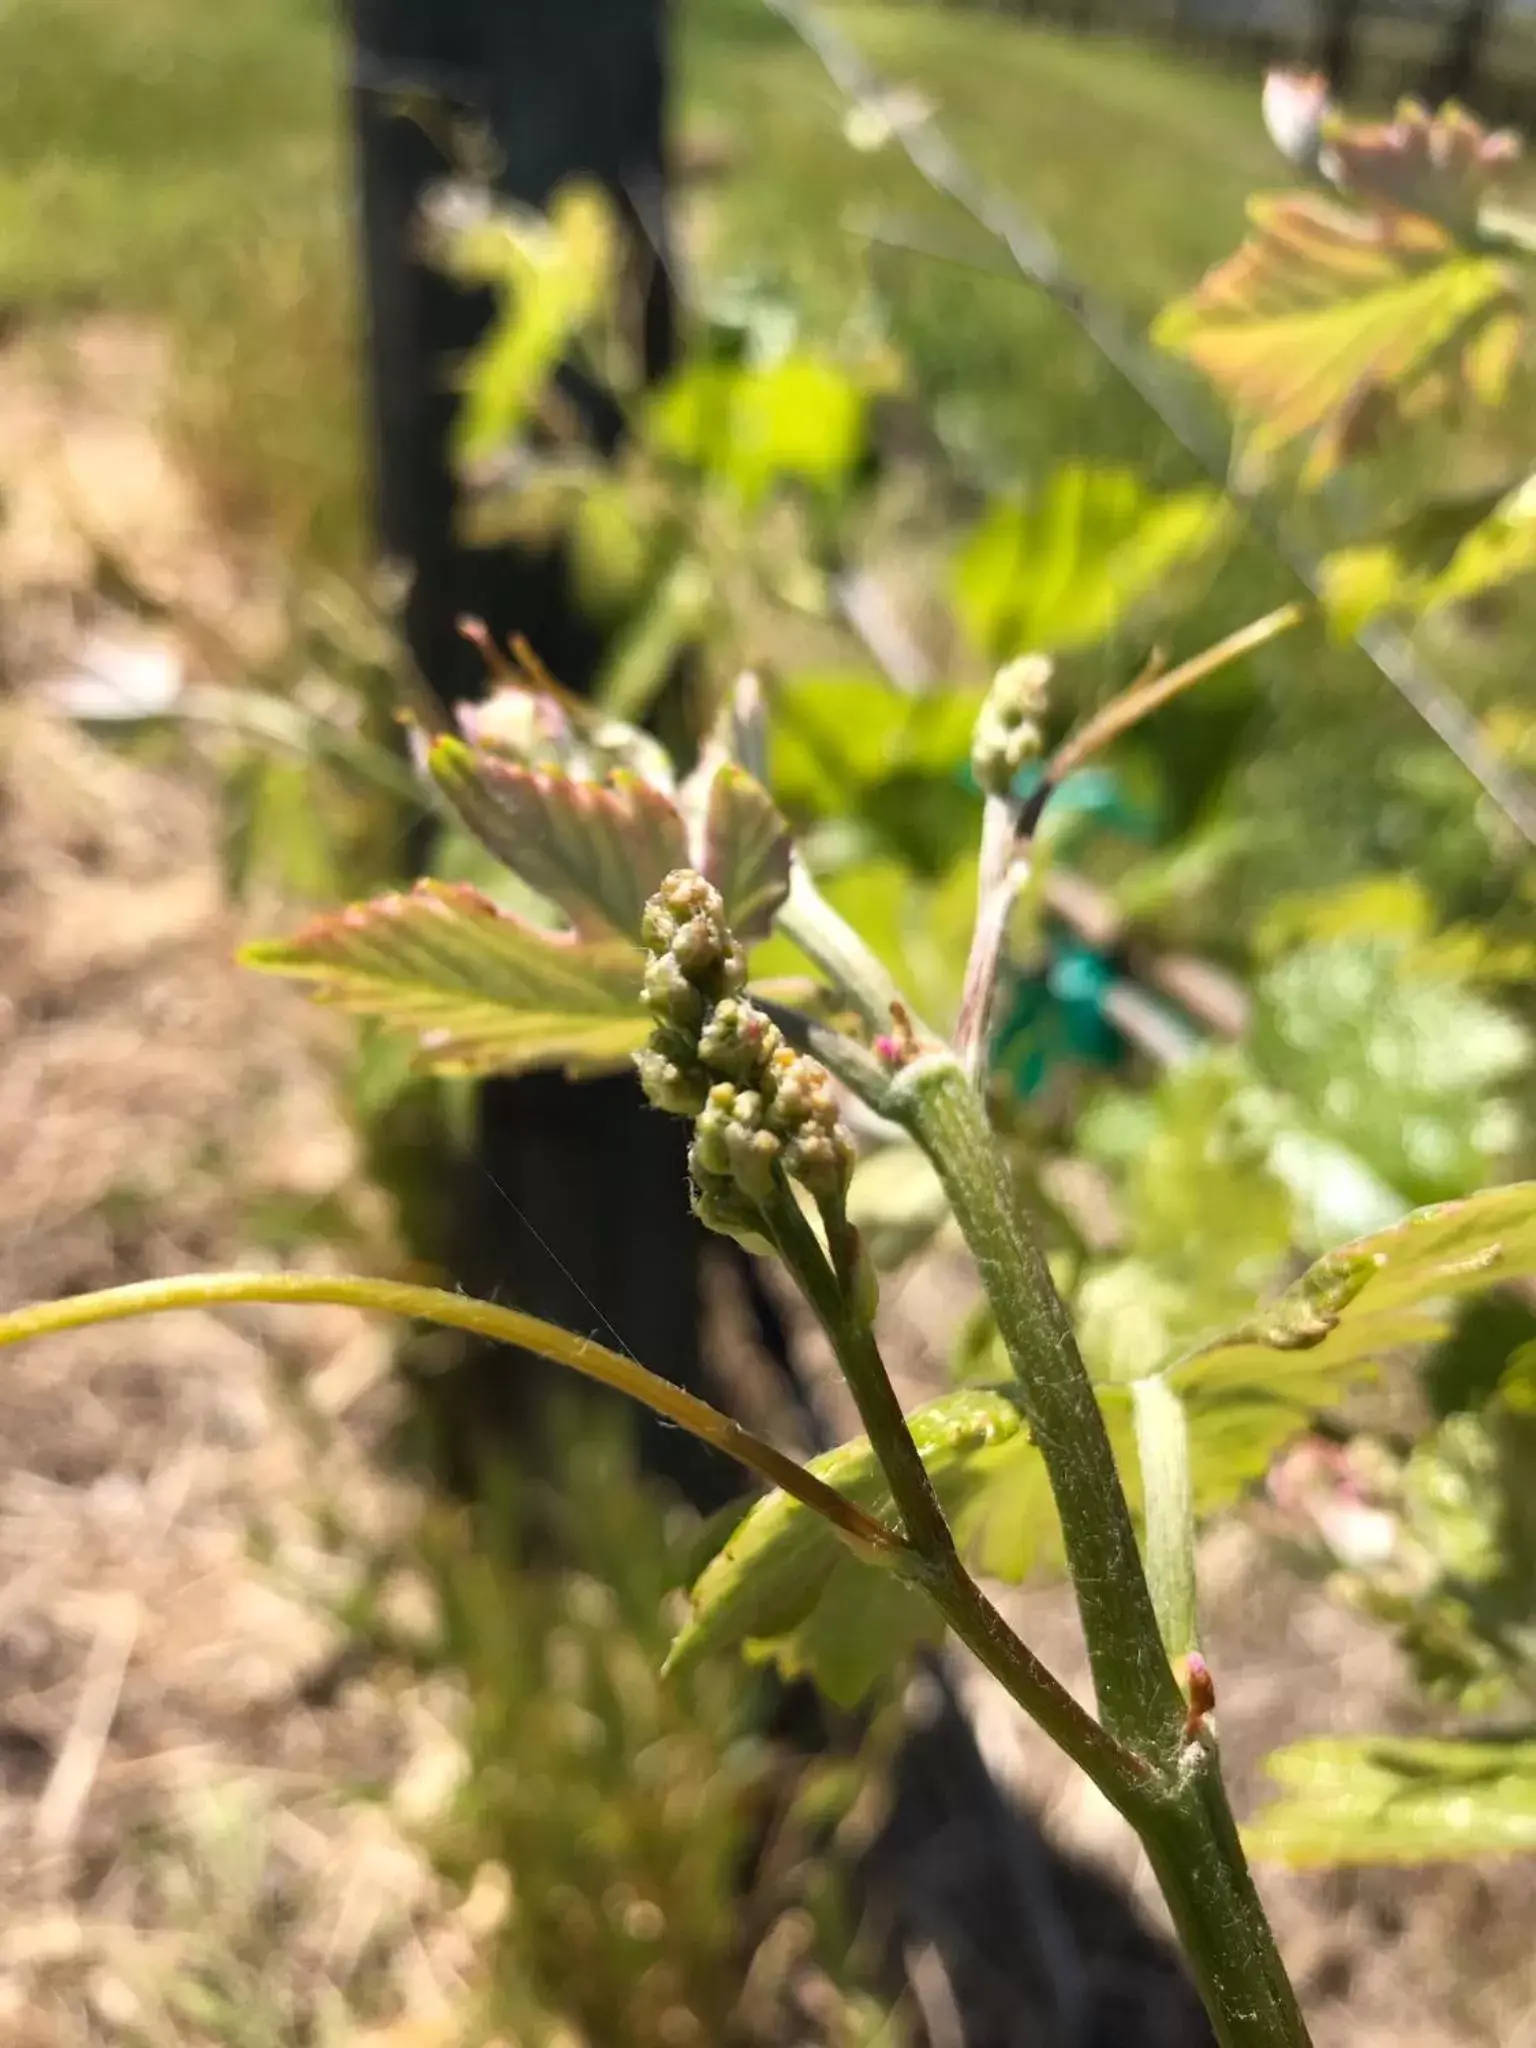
top-left (666, 1388), bottom-right (1049, 1707)
top-left (436, 184), bottom-right (615, 467)
top-left (1246, 1735), bottom-right (1536, 1866)
top-left (429, 739), bottom-right (687, 941)
top-left (1155, 194), bottom-right (1522, 484)
top-left (954, 465), bottom-right (1228, 662)
top-left (695, 764), bottom-right (792, 943)
top-left (243, 880), bottom-right (648, 1078)
top-left (770, 671), bottom-right (986, 819)
top-left (1322, 476), bottom-right (1536, 636)
top-left (1169, 1182), bottom-right (1536, 1499)
top-left (1254, 939), bottom-right (1530, 1208)
top-left (648, 351), bottom-right (871, 507)
top-left (456, 676), bottom-right (677, 792)
top-left (1320, 98), bottom-right (1521, 236)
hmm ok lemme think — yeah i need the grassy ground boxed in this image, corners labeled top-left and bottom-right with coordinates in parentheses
top-left (0, 0), bottom-right (1280, 557)
top-left (0, 0), bottom-right (358, 565)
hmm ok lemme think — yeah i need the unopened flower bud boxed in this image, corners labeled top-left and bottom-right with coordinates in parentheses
top-left (726, 1122), bottom-right (782, 1204)
top-left (642, 951), bottom-right (707, 1035)
top-left (671, 914), bottom-right (745, 995)
top-left (971, 654), bottom-right (1052, 797)
top-left (643, 869), bottom-right (720, 950)
top-left (755, 1046), bottom-right (854, 1200)
top-left (784, 1124), bottom-right (855, 1203)
top-left (635, 1047), bottom-right (711, 1117)
top-left (765, 1049), bottom-right (839, 1135)
top-left (691, 1083), bottom-right (785, 1205)
top-left (690, 1082), bottom-right (741, 1179)
top-left (698, 998), bottom-right (782, 1085)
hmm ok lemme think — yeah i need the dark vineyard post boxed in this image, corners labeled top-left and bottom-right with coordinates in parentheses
top-left (342, 0), bottom-right (736, 1509)
top-left (339, 8), bottom-right (1217, 2031)
top-left (1317, 0), bottom-right (1364, 97)
top-left (1427, 0), bottom-right (1499, 109)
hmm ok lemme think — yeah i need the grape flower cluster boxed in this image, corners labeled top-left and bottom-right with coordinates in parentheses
top-left (635, 870), bottom-right (853, 1242)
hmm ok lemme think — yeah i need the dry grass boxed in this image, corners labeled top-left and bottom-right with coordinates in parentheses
top-left (0, 325), bottom-right (490, 2048)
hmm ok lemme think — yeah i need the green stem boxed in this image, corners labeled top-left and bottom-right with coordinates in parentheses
top-left (1132, 1372), bottom-right (1198, 1664)
top-left (0, 1272), bottom-right (905, 1564)
top-left (880, 1051), bottom-right (1311, 2046)
top-left (928, 1569), bottom-right (1152, 1812)
top-left (1141, 1755), bottom-right (1314, 2048)
top-left (760, 1185), bottom-right (956, 1567)
top-left (759, 1182), bottom-right (1151, 1810)
top-left (954, 792), bottom-right (1027, 1086)
top-left (782, 857), bottom-right (918, 1039)
top-left (887, 1052), bottom-right (1185, 1752)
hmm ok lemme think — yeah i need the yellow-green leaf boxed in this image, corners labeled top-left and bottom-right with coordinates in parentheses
top-left (667, 1388), bottom-right (1046, 1708)
top-left (1156, 193), bottom-right (1522, 484)
top-left (648, 352), bottom-right (869, 507)
top-left (444, 185), bottom-right (615, 466)
top-left (1170, 1182), bottom-right (1536, 1498)
top-left (243, 879), bottom-right (647, 1079)
top-left (768, 670), bottom-right (986, 821)
top-left (1247, 1735), bottom-right (1536, 1866)
top-left (954, 465), bottom-right (1228, 662)
top-left (1322, 477), bottom-right (1536, 635)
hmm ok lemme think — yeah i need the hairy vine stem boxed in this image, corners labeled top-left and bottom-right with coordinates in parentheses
top-left (773, 868), bottom-right (1309, 2040)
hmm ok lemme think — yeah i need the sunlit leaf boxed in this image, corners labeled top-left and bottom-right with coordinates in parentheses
top-left (244, 880), bottom-right (647, 1078)
top-left (768, 671), bottom-right (985, 879)
top-left (442, 185), bottom-right (616, 466)
top-left (695, 764), bottom-right (792, 943)
top-left (648, 351), bottom-right (870, 506)
top-left (1322, 476), bottom-right (1536, 634)
top-left (954, 466), bottom-right (1228, 661)
top-left (1246, 1735), bottom-right (1536, 1866)
top-left (1421, 473), bottom-right (1536, 611)
top-left (667, 1388), bottom-right (1051, 1707)
top-left (1073, 1056), bottom-right (1298, 1387)
top-left (1256, 875), bottom-right (1433, 958)
top-left (814, 855), bottom-right (980, 1031)
top-left (1320, 541), bottom-right (1413, 639)
top-left (1156, 193), bottom-right (1522, 483)
top-left (429, 741), bottom-right (687, 941)
top-left (1168, 1181), bottom-right (1536, 1498)
top-left (1255, 939), bottom-right (1529, 1206)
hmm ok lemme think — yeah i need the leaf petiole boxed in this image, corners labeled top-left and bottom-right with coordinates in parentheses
top-left (0, 1272), bottom-right (908, 1565)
